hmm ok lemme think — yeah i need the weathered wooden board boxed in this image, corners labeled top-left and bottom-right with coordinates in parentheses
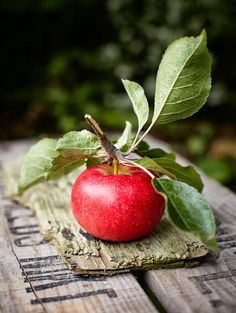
top-left (0, 140), bottom-right (159, 313)
top-left (2, 152), bottom-right (207, 275)
top-left (144, 139), bottom-right (236, 313)
top-left (3, 137), bottom-right (236, 313)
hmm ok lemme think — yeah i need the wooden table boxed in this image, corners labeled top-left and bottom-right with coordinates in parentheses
top-left (1, 138), bottom-right (236, 313)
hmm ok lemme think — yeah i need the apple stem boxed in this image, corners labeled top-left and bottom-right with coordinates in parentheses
top-left (85, 114), bottom-right (119, 164)
top-left (113, 159), bottom-right (119, 174)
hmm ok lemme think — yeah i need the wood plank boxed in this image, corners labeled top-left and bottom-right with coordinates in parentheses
top-left (144, 139), bottom-right (236, 313)
top-left (0, 140), bottom-right (159, 313)
top-left (1, 143), bottom-right (207, 275)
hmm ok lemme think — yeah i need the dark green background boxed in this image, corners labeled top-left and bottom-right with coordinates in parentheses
top-left (1, 0), bottom-right (236, 189)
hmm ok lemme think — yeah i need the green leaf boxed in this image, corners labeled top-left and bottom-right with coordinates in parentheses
top-left (152, 178), bottom-right (217, 250)
top-left (153, 30), bottom-right (211, 124)
top-left (137, 148), bottom-right (176, 160)
top-left (122, 79), bottom-right (149, 142)
top-left (115, 121), bottom-right (134, 150)
top-left (18, 138), bottom-right (59, 192)
top-left (136, 140), bottom-right (150, 152)
top-left (136, 157), bottom-right (176, 179)
top-left (86, 158), bottom-right (102, 169)
top-left (18, 138), bottom-right (87, 192)
top-left (153, 157), bottom-right (203, 192)
top-left (48, 156), bottom-right (85, 180)
top-left (56, 130), bottom-right (101, 159)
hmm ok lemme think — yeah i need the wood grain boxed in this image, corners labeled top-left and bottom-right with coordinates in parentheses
top-left (144, 139), bottom-right (236, 313)
top-left (2, 154), bottom-right (207, 275)
top-left (2, 137), bottom-right (236, 313)
top-left (0, 140), bottom-right (159, 313)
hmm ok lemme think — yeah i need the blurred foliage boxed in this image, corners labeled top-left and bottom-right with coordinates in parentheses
top-left (197, 157), bottom-right (234, 184)
top-left (156, 119), bottom-right (236, 191)
top-left (1, 0), bottom-right (236, 189)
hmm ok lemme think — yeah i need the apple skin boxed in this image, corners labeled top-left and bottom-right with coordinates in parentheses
top-left (71, 164), bottom-right (165, 241)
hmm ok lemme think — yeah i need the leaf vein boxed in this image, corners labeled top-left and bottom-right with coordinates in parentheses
top-left (155, 36), bottom-right (203, 119)
top-left (165, 90), bottom-right (202, 105)
top-left (178, 70), bottom-right (199, 79)
top-left (172, 83), bottom-right (196, 90)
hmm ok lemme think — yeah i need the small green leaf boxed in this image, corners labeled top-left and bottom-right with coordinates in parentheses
top-left (136, 157), bottom-right (176, 179)
top-left (18, 138), bottom-right (59, 192)
top-left (153, 157), bottom-right (203, 192)
top-left (137, 148), bottom-right (176, 160)
top-left (56, 130), bottom-right (101, 159)
top-left (86, 158), bottom-right (102, 169)
top-left (48, 156), bottom-right (85, 180)
top-left (152, 178), bottom-right (217, 250)
top-left (18, 130), bottom-right (101, 192)
top-left (153, 30), bottom-right (211, 124)
top-left (136, 140), bottom-right (150, 152)
top-left (122, 79), bottom-right (149, 142)
top-left (115, 121), bottom-right (134, 150)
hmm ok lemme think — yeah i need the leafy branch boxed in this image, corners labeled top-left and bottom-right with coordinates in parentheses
top-left (125, 30), bottom-right (211, 153)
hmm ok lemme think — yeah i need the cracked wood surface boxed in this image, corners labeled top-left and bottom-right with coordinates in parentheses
top-left (0, 140), bottom-right (158, 313)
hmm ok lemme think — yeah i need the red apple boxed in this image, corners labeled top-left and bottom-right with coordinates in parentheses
top-left (71, 164), bottom-right (165, 241)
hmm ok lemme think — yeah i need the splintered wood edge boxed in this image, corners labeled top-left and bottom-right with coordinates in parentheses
top-left (70, 259), bottom-right (204, 276)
